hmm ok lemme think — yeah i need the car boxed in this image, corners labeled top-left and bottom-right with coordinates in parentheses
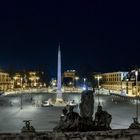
top-left (41, 100), bottom-right (53, 107)
top-left (67, 100), bottom-right (78, 107)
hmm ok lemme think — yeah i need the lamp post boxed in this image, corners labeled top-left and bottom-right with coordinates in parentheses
top-left (20, 93), bottom-right (23, 110)
top-left (20, 78), bottom-right (23, 110)
top-left (135, 70), bottom-right (139, 121)
top-left (83, 78), bottom-right (87, 90)
top-left (129, 70), bottom-right (140, 129)
top-left (126, 79), bottom-right (129, 95)
top-left (83, 78), bottom-right (86, 84)
top-left (75, 77), bottom-right (79, 88)
top-left (95, 75), bottom-right (102, 105)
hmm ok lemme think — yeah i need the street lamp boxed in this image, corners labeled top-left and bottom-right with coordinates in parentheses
top-left (83, 78), bottom-right (86, 83)
top-left (95, 75), bottom-right (102, 105)
top-left (21, 77), bottom-right (23, 88)
top-left (129, 69), bottom-right (140, 129)
top-left (75, 77), bottom-right (79, 88)
top-left (135, 70), bottom-right (139, 121)
top-left (126, 79), bottom-right (129, 95)
top-left (20, 93), bottom-right (23, 110)
top-left (20, 78), bottom-right (23, 110)
top-left (82, 78), bottom-right (87, 90)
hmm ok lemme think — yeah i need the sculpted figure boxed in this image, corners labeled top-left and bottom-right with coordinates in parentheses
top-left (54, 90), bottom-right (113, 132)
top-left (54, 106), bottom-right (80, 132)
top-left (129, 117), bottom-right (140, 129)
top-left (80, 90), bottom-right (94, 119)
top-left (94, 105), bottom-right (112, 130)
top-left (21, 120), bottom-right (35, 133)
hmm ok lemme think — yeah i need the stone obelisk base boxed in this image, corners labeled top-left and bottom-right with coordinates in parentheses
top-left (48, 98), bottom-right (67, 107)
top-left (53, 98), bottom-right (67, 107)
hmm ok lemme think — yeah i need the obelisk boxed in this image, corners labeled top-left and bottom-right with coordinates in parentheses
top-left (56, 45), bottom-right (63, 101)
top-left (48, 45), bottom-right (66, 106)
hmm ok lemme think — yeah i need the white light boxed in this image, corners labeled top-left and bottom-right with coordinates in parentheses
top-left (52, 82), bottom-right (56, 86)
top-left (69, 82), bottom-right (72, 85)
top-left (82, 87), bottom-right (86, 91)
top-left (83, 78), bottom-right (86, 82)
top-left (135, 71), bottom-right (138, 76)
top-left (75, 77), bottom-right (79, 80)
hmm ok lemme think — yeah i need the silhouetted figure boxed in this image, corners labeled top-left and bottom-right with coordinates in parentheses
top-left (80, 90), bottom-right (94, 120)
top-left (54, 106), bottom-right (80, 132)
top-left (54, 90), bottom-right (112, 132)
top-left (129, 117), bottom-right (140, 129)
top-left (21, 120), bottom-right (35, 133)
top-left (94, 105), bottom-right (112, 130)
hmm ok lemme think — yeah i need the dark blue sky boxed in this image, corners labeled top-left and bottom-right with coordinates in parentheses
top-left (0, 0), bottom-right (140, 76)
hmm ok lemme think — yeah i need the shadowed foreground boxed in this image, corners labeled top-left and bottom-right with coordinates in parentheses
top-left (0, 129), bottom-right (140, 140)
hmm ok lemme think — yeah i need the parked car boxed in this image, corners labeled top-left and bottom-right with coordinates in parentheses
top-left (41, 100), bottom-right (53, 107)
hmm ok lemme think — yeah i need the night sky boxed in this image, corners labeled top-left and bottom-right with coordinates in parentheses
top-left (0, 0), bottom-right (140, 76)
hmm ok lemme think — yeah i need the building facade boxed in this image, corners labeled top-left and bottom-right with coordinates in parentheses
top-left (101, 72), bottom-right (128, 92)
top-left (28, 72), bottom-right (40, 87)
top-left (99, 70), bottom-right (140, 97)
top-left (12, 71), bottom-right (46, 88)
top-left (0, 72), bottom-right (13, 91)
top-left (13, 73), bottom-right (23, 88)
top-left (63, 70), bottom-right (76, 87)
top-left (62, 70), bottom-right (82, 92)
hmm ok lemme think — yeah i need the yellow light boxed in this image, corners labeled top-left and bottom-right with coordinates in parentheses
top-left (95, 75), bottom-right (102, 80)
top-left (75, 77), bottom-right (79, 80)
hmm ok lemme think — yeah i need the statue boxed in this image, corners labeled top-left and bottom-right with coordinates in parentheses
top-left (129, 117), bottom-right (140, 129)
top-left (65, 106), bottom-right (81, 131)
top-left (54, 90), bottom-right (112, 132)
top-left (80, 90), bottom-right (94, 119)
top-left (93, 105), bottom-right (112, 130)
top-left (21, 120), bottom-right (35, 133)
top-left (54, 106), bottom-right (81, 132)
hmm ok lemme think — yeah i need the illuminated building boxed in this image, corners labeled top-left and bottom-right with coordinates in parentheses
top-left (13, 71), bottom-right (46, 88)
top-left (50, 78), bottom-right (57, 87)
top-left (63, 70), bottom-right (76, 79)
top-left (99, 70), bottom-right (140, 96)
top-left (121, 80), bottom-right (135, 96)
top-left (125, 69), bottom-right (140, 96)
top-left (13, 73), bottom-right (23, 88)
top-left (63, 70), bottom-right (76, 87)
top-left (63, 70), bottom-right (80, 92)
top-left (100, 71), bottom-right (128, 93)
top-left (62, 70), bottom-right (82, 92)
top-left (0, 71), bottom-right (13, 91)
top-left (28, 72), bottom-right (40, 87)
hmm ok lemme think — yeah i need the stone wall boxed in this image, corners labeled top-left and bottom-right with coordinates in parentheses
top-left (0, 129), bottom-right (140, 140)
